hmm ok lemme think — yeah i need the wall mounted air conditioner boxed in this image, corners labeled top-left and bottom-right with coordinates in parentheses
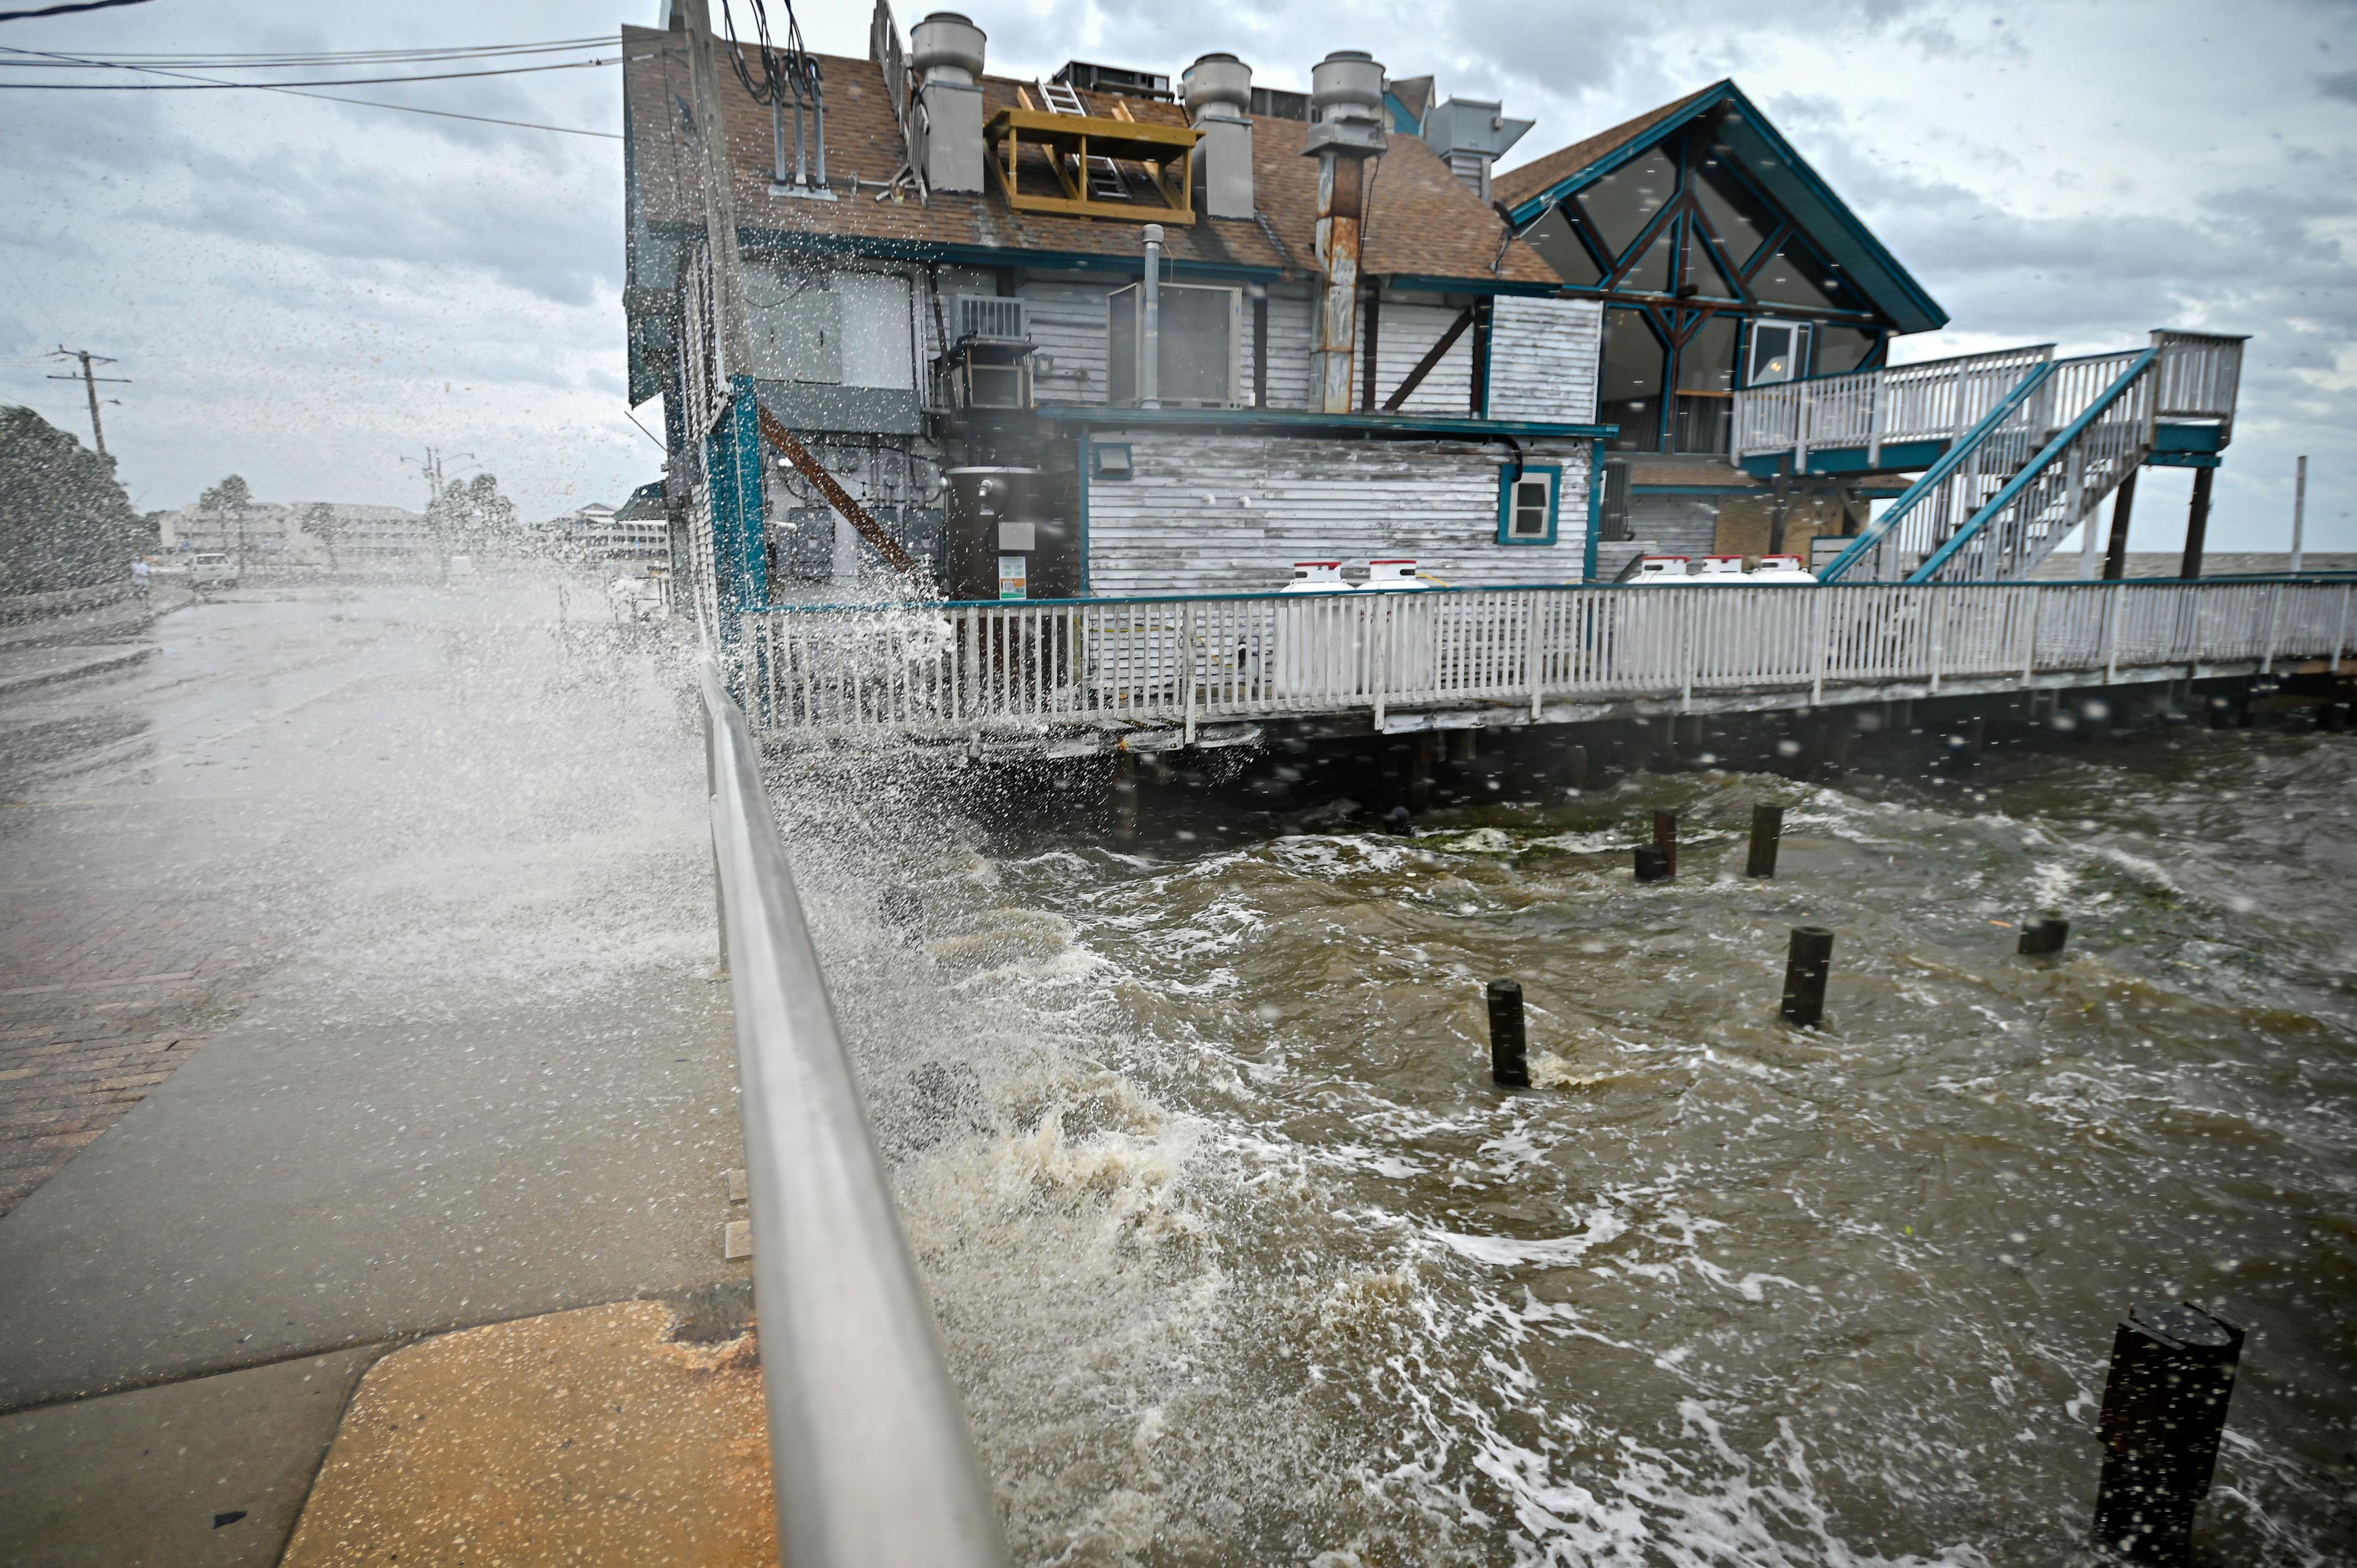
top-left (1107, 282), bottom-right (1243, 406)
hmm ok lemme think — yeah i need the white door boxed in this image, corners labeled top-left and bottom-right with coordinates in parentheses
top-left (1747, 319), bottom-right (1809, 385)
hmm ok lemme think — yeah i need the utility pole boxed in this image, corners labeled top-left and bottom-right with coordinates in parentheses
top-left (2291, 455), bottom-right (2308, 576)
top-left (679, 0), bottom-right (753, 379)
top-left (45, 347), bottom-right (130, 458)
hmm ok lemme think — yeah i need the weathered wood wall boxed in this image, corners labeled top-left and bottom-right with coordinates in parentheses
top-left (1368, 299), bottom-right (1476, 414)
top-left (1082, 431), bottom-right (1593, 595)
top-left (1487, 297), bottom-right (1603, 422)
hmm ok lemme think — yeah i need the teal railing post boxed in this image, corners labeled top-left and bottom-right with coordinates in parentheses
top-left (1817, 362), bottom-right (2056, 584)
top-left (705, 374), bottom-right (771, 700)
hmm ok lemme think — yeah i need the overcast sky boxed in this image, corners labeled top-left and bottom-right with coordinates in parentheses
top-left (1, 0), bottom-right (2348, 550)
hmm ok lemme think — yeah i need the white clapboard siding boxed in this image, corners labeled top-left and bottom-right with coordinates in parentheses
top-left (1487, 297), bottom-right (1603, 423)
top-left (1261, 286), bottom-right (1317, 411)
top-left (1368, 299), bottom-right (1474, 415)
top-left (1019, 273), bottom-right (1115, 404)
top-left (1084, 432), bottom-right (1592, 595)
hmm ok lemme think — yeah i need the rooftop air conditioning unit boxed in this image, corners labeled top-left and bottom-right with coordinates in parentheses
top-left (1107, 282), bottom-right (1242, 406)
top-left (954, 294), bottom-right (1028, 342)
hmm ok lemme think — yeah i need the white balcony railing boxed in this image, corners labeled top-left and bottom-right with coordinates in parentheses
top-left (1733, 345), bottom-right (2054, 466)
top-left (741, 579), bottom-right (2356, 743)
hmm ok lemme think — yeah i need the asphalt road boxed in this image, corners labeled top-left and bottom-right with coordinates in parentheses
top-left (0, 579), bottom-right (745, 1415)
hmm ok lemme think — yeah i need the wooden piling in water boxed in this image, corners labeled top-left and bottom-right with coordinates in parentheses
top-left (1486, 979), bottom-right (1530, 1088)
top-left (1652, 811), bottom-right (1678, 878)
top-left (2019, 917), bottom-right (2070, 956)
top-left (1779, 927), bottom-right (1833, 1028)
top-left (2091, 1302), bottom-right (2242, 1566)
top-left (1746, 805), bottom-right (1784, 879)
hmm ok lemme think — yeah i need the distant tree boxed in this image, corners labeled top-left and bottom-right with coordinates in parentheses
top-left (199, 474), bottom-right (253, 515)
top-left (466, 473), bottom-right (517, 540)
top-left (300, 501), bottom-right (339, 570)
top-left (0, 405), bottom-right (155, 593)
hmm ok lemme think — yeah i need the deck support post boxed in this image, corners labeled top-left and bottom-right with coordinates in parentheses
top-left (2180, 466), bottom-right (2214, 579)
top-left (1180, 601), bottom-right (1197, 746)
top-left (1810, 592), bottom-right (1830, 706)
top-left (2103, 586), bottom-right (2123, 684)
top-left (1527, 595), bottom-right (1546, 720)
top-left (2104, 468), bottom-right (2138, 581)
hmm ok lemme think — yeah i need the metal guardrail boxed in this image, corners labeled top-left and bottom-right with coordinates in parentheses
top-left (740, 579), bottom-right (2357, 743)
top-left (697, 659), bottom-right (1009, 1568)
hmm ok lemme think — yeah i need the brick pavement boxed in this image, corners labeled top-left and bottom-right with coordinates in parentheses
top-left (0, 884), bottom-right (276, 1216)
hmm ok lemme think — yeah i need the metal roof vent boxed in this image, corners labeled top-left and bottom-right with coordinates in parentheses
top-left (1182, 53), bottom-right (1255, 219)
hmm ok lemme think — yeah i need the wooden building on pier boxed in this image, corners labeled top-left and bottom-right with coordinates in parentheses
top-left (623, 2), bottom-right (2243, 632)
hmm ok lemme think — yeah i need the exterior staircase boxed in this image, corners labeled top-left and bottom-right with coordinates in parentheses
top-left (1735, 332), bottom-right (2245, 584)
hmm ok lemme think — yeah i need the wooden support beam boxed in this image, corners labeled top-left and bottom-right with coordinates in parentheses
top-left (1379, 305), bottom-right (1476, 413)
top-left (754, 404), bottom-right (930, 587)
top-left (2181, 465), bottom-right (2215, 580)
top-left (2103, 467), bottom-right (2137, 581)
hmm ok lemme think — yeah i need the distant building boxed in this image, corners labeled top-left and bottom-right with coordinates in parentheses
top-left (554, 493), bottom-right (668, 562)
top-left (157, 501), bottom-right (433, 567)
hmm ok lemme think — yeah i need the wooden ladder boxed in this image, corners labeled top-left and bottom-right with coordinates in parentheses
top-left (1037, 78), bottom-right (1132, 200)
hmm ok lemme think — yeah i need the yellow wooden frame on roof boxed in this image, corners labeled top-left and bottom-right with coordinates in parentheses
top-left (983, 107), bottom-right (1202, 225)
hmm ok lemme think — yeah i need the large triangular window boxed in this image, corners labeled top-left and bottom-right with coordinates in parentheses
top-left (1620, 221), bottom-right (1677, 294)
top-left (1747, 236), bottom-right (1865, 312)
top-left (1525, 201), bottom-right (1604, 287)
top-left (1692, 155), bottom-right (1774, 271)
top-left (1684, 231), bottom-right (1741, 300)
top-left (1576, 146), bottom-right (1678, 260)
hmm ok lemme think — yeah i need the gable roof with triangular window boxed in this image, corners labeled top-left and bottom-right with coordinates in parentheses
top-left (1496, 80), bottom-right (1946, 334)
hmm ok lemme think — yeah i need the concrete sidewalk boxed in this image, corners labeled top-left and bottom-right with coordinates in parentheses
top-left (0, 581), bottom-right (745, 1563)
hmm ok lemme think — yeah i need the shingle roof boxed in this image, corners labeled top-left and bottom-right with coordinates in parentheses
top-left (622, 26), bottom-right (1554, 288)
top-left (1492, 85), bottom-right (1718, 212)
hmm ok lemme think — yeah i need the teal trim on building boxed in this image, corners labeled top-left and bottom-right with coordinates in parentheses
top-left (1502, 82), bottom-right (1947, 335)
top-left (1036, 404), bottom-right (1616, 441)
top-left (706, 376), bottom-right (772, 643)
top-left (1907, 349), bottom-right (2156, 584)
top-left (2151, 421), bottom-right (2226, 455)
top-left (1817, 362), bottom-right (2056, 582)
top-left (1584, 439), bottom-right (1604, 583)
top-left (1738, 438), bottom-right (1949, 479)
top-left (1496, 462), bottom-right (1565, 545)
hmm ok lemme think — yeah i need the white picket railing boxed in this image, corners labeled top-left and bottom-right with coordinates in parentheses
top-left (1732, 345), bottom-right (2054, 466)
top-left (2150, 329), bottom-right (2246, 440)
top-left (741, 580), bottom-right (2356, 742)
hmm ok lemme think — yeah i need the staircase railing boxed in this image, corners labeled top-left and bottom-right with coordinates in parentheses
top-left (1910, 347), bottom-right (2159, 584)
top-left (1732, 344), bottom-right (2054, 466)
top-left (1816, 361), bottom-right (2058, 582)
top-left (2150, 329), bottom-right (2246, 444)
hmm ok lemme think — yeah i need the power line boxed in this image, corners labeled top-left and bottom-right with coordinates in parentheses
top-left (0, 43), bottom-right (625, 137)
top-left (0, 36), bottom-right (616, 68)
top-left (0, 53), bottom-right (637, 89)
top-left (0, 0), bottom-right (153, 21)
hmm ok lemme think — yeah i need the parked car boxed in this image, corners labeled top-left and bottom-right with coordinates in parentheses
top-left (189, 552), bottom-right (238, 590)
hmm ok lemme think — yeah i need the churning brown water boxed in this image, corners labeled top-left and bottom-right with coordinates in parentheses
top-left (776, 708), bottom-right (2354, 1566)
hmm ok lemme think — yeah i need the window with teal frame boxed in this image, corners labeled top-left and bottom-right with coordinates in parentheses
top-left (1496, 463), bottom-right (1563, 546)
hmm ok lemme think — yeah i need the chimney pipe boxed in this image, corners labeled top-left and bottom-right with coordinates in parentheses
top-left (1303, 51), bottom-right (1386, 415)
top-left (1140, 223), bottom-right (1163, 409)
top-left (1182, 53), bottom-right (1254, 220)
top-left (910, 12), bottom-right (986, 194)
